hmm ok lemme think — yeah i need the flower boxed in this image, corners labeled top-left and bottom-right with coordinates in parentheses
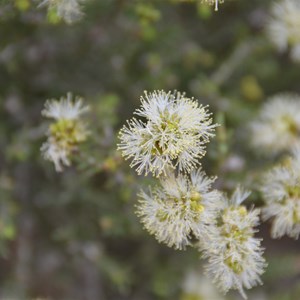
top-left (136, 168), bottom-right (222, 250)
top-left (39, 0), bottom-right (84, 24)
top-left (201, 187), bottom-right (266, 299)
top-left (267, 0), bottom-right (300, 62)
top-left (41, 93), bottom-right (89, 172)
top-left (202, 0), bottom-right (224, 11)
top-left (261, 146), bottom-right (300, 239)
top-left (250, 94), bottom-right (300, 155)
top-left (118, 90), bottom-right (217, 177)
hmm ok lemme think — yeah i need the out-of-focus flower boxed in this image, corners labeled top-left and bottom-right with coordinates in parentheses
top-left (39, 0), bottom-right (84, 24)
top-left (250, 94), bottom-right (300, 155)
top-left (181, 268), bottom-right (225, 300)
top-left (201, 187), bottom-right (266, 299)
top-left (261, 145), bottom-right (300, 239)
top-left (41, 93), bottom-right (89, 172)
top-left (267, 0), bottom-right (300, 62)
top-left (202, 0), bottom-right (224, 11)
top-left (118, 90), bottom-right (217, 177)
top-left (136, 169), bottom-right (222, 250)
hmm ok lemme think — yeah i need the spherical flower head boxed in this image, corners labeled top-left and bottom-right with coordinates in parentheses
top-left (250, 94), bottom-right (300, 155)
top-left (202, 0), bottom-right (224, 11)
top-left (39, 0), bottom-right (84, 24)
top-left (202, 187), bottom-right (266, 299)
top-left (267, 0), bottom-right (300, 62)
top-left (136, 168), bottom-right (222, 250)
top-left (261, 151), bottom-right (300, 239)
top-left (41, 93), bottom-right (89, 172)
top-left (118, 90), bottom-right (218, 177)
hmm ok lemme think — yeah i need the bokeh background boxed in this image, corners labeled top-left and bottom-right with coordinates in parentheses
top-left (0, 0), bottom-right (300, 299)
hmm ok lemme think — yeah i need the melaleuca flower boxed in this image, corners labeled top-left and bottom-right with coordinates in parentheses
top-left (201, 188), bottom-right (266, 299)
top-left (39, 0), bottom-right (84, 24)
top-left (261, 146), bottom-right (300, 239)
top-left (118, 90), bottom-right (217, 177)
top-left (250, 94), bottom-right (300, 155)
top-left (267, 0), bottom-right (300, 62)
top-left (202, 0), bottom-right (224, 11)
top-left (136, 169), bottom-right (222, 250)
top-left (41, 93), bottom-right (89, 172)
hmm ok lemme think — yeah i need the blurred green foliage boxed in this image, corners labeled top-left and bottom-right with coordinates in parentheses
top-left (0, 0), bottom-right (300, 299)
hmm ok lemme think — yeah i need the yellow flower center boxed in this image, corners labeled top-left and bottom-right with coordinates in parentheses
top-left (149, 112), bottom-right (183, 158)
top-left (50, 118), bottom-right (87, 146)
top-left (237, 206), bottom-right (247, 216)
top-left (225, 257), bottom-right (243, 274)
top-left (188, 191), bottom-right (204, 221)
top-left (156, 209), bottom-right (168, 222)
top-left (281, 115), bottom-right (299, 136)
top-left (221, 206), bottom-right (252, 241)
top-left (286, 185), bottom-right (300, 199)
top-left (160, 112), bottom-right (180, 132)
top-left (293, 209), bottom-right (300, 223)
top-left (190, 191), bottom-right (202, 202)
top-left (190, 201), bottom-right (205, 213)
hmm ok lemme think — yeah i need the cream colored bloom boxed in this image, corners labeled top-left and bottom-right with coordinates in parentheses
top-left (250, 94), bottom-right (300, 155)
top-left (136, 169), bottom-right (222, 250)
top-left (41, 93), bottom-right (89, 172)
top-left (201, 188), bottom-right (266, 299)
top-left (261, 147), bottom-right (300, 239)
top-left (267, 0), bottom-right (300, 62)
top-left (39, 0), bottom-right (84, 23)
top-left (118, 90), bottom-right (217, 177)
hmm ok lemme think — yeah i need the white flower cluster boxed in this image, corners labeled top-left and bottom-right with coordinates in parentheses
top-left (39, 0), bottom-right (84, 24)
top-left (118, 90), bottom-right (217, 177)
top-left (261, 146), bottom-right (300, 239)
top-left (250, 94), bottom-right (300, 155)
top-left (41, 93), bottom-right (89, 172)
top-left (250, 93), bottom-right (300, 241)
top-left (136, 169), bottom-right (222, 250)
top-left (267, 0), bottom-right (300, 62)
top-left (119, 90), bottom-right (266, 298)
top-left (201, 188), bottom-right (266, 299)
